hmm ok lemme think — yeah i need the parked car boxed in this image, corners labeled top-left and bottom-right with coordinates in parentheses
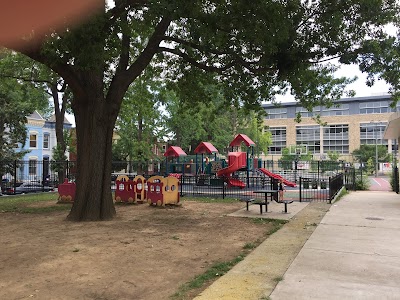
top-left (4, 182), bottom-right (54, 195)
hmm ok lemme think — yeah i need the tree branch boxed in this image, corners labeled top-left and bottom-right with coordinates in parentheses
top-left (107, 17), bottom-right (171, 104)
top-left (116, 11), bottom-right (131, 72)
top-left (158, 47), bottom-right (234, 74)
top-left (162, 36), bottom-right (228, 56)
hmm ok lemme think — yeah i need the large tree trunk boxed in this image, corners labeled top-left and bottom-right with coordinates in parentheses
top-left (67, 91), bottom-right (117, 221)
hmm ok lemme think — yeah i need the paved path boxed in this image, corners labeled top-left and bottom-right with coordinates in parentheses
top-left (271, 191), bottom-right (400, 300)
top-left (194, 202), bottom-right (329, 300)
top-left (369, 176), bottom-right (391, 191)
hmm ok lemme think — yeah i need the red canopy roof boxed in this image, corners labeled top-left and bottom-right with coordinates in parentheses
top-left (229, 134), bottom-right (256, 147)
top-left (194, 142), bottom-right (219, 154)
top-left (164, 146), bottom-right (187, 157)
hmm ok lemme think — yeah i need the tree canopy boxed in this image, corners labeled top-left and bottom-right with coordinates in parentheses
top-left (352, 144), bottom-right (391, 163)
top-left (2, 1), bottom-right (399, 221)
top-left (0, 51), bottom-right (49, 162)
top-left (113, 71), bottom-right (166, 165)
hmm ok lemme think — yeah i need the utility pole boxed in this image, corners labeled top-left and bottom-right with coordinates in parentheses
top-left (370, 121), bottom-right (379, 178)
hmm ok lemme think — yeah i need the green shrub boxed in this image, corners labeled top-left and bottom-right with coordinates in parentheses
top-left (355, 175), bottom-right (370, 190)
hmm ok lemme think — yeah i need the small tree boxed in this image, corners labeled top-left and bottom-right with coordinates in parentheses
top-left (327, 151), bottom-right (340, 162)
top-left (366, 157), bottom-right (375, 175)
top-left (352, 144), bottom-right (390, 164)
top-left (279, 146), bottom-right (312, 170)
top-left (51, 130), bottom-right (74, 183)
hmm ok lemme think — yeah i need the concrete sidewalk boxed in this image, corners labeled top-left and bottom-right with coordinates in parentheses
top-left (271, 191), bottom-right (400, 300)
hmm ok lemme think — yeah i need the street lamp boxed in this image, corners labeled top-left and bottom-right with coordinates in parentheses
top-left (375, 131), bottom-right (378, 178)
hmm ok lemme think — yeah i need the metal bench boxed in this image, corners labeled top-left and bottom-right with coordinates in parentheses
top-left (275, 200), bottom-right (294, 213)
top-left (252, 201), bottom-right (269, 214)
top-left (239, 197), bottom-right (255, 211)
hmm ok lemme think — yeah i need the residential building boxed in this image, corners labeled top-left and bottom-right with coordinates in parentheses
top-left (16, 111), bottom-right (72, 181)
top-left (263, 94), bottom-right (397, 162)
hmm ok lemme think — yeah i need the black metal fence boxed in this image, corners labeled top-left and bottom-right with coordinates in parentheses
top-left (298, 177), bottom-right (330, 202)
top-left (344, 168), bottom-right (357, 191)
top-left (0, 160), bottom-right (76, 195)
top-left (1, 159), bottom-right (345, 200)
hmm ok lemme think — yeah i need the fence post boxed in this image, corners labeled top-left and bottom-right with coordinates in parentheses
top-left (328, 176), bottom-right (332, 202)
top-left (180, 174), bottom-right (184, 197)
top-left (13, 160), bottom-right (17, 195)
top-left (299, 177), bottom-right (302, 202)
top-left (222, 181), bottom-right (225, 199)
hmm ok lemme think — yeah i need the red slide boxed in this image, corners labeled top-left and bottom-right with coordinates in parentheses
top-left (257, 168), bottom-right (297, 187)
top-left (217, 152), bottom-right (246, 188)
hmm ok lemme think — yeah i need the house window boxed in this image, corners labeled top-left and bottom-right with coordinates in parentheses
top-left (29, 133), bottom-right (37, 148)
top-left (43, 134), bottom-right (50, 149)
top-left (29, 159), bottom-right (37, 175)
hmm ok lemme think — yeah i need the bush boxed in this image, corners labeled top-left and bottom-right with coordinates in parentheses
top-left (355, 175), bottom-right (370, 190)
top-left (389, 168), bottom-right (399, 192)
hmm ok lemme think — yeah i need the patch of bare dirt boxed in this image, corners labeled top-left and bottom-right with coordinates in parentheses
top-left (0, 200), bottom-right (282, 300)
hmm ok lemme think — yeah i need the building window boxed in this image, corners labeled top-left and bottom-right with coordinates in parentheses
top-left (295, 107), bottom-right (317, 118)
top-left (323, 124), bottom-right (349, 153)
top-left (321, 104), bottom-right (349, 116)
top-left (360, 122), bottom-right (388, 146)
top-left (29, 159), bottom-right (37, 175)
top-left (268, 127), bottom-right (286, 154)
top-left (392, 140), bottom-right (398, 152)
top-left (360, 101), bottom-right (390, 114)
top-left (296, 125), bottom-right (320, 153)
top-left (266, 108), bottom-right (287, 119)
top-left (29, 133), bottom-right (37, 148)
top-left (43, 133), bottom-right (50, 149)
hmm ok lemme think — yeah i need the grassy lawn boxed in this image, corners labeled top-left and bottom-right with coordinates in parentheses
top-left (0, 192), bottom-right (71, 213)
top-left (0, 193), bottom-right (242, 214)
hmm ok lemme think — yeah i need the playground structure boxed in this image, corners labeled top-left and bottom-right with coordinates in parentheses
top-left (57, 178), bottom-right (76, 202)
top-left (146, 175), bottom-right (180, 206)
top-left (114, 174), bottom-right (180, 206)
top-left (257, 168), bottom-right (297, 187)
top-left (194, 142), bottom-right (219, 175)
top-left (164, 134), bottom-right (297, 189)
top-left (58, 174), bottom-right (179, 207)
top-left (216, 134), bottom-right (256, 188)
top-left (114, 175), bottom-right (147, 203)
top-left (164, 146), bottom-right (187, 177)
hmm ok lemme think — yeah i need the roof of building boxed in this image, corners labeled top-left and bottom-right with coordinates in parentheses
top-left (194, 142), bottom-right (219, 154)
top-left (384, 112), bottom-right (400, 139)
top-left (229, 134), bottom-right (255, 147)
top-left (47, 114), bottom-right (72, 125)
top-left (164, 146), bottom-right (187, 157)
top-left (27, 111), bottom-right (45, 120)
top-left (262, 94), bottom-right (392, 108)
